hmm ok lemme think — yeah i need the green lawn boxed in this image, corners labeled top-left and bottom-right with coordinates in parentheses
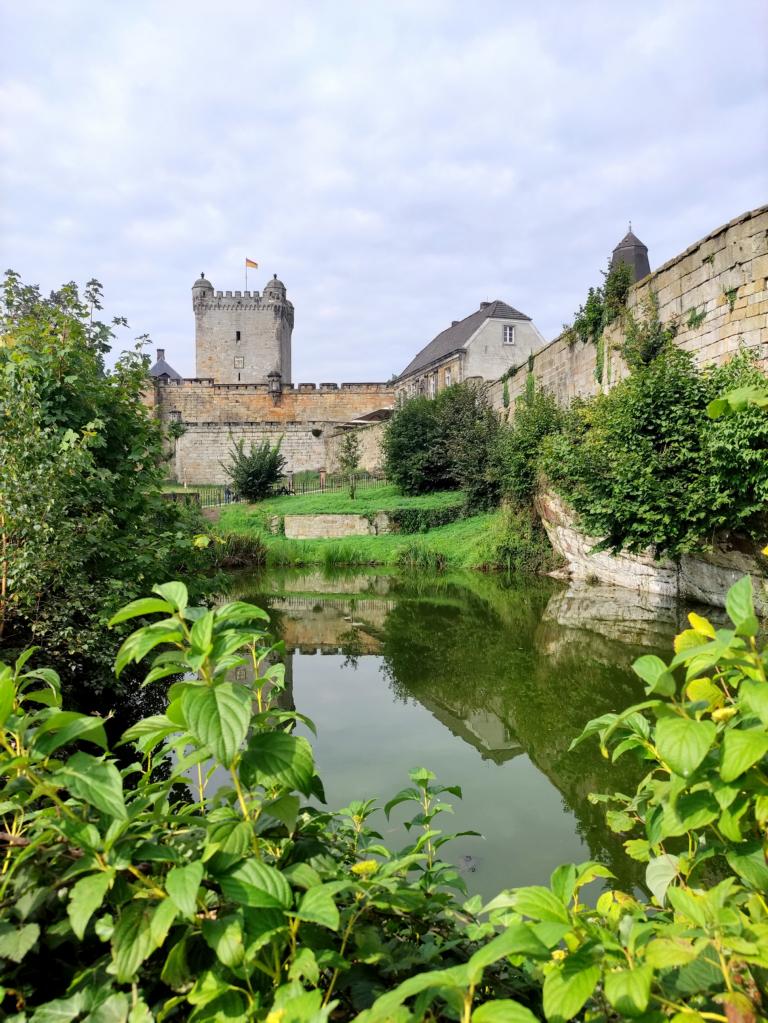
top-left (218, 485), bottom-right (465, 533)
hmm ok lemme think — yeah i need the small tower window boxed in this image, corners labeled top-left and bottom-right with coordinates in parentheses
top-left (503, 325), bottom-right (515, 345)
top-left (234, 356), bottom-right (244, 369)
top-left (236, 330), bottom-right (241, 342)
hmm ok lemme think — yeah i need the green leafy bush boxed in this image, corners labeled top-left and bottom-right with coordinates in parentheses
top-left (223, 436), bottom-right (287, 502)
top-left (492, 387), bottom-right (563, 504)
top-left (0, 271), bottom-right (214, 674)
top-left (383, 396), bottom-right (449, 495)
top-left (540, 347), bottom-right (768, 557)
top-left (387, 503), bottom-right (465, 534)
top-left (566, 260), bottom-right (633, 346)
top-left (1, 576), bottom-right (767, 1020)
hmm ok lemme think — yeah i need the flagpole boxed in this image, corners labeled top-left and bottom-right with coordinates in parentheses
top-left (245, 260), bottom-right (248, 292)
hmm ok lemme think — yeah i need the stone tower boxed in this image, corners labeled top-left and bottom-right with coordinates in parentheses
top-left (610, 226), bottom-right (651, 282)
top-left (192, 272), bottom-right (293, 384)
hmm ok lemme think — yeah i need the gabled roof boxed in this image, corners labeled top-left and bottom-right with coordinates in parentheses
top-left (398, 300), bottom-right (531, 380)
top-left (149, 354), bottom-right (182, 381)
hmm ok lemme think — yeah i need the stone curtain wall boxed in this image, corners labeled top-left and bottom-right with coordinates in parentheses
top-left (153, 379), bottom-right (394, 424)
top-left (324, 421), bottom-right (387, 473)
top-left (488, 205), bottom-right (768, 412)
top-left (173, 422), bottom-right (328, 483)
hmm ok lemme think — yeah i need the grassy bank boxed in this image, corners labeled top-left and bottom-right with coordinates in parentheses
top-left (218, 485), bottom-right (465, 532)
top-left (215, 486), bottom-right (557, 572)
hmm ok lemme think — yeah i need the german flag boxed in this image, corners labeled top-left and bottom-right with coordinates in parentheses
top-left (245, 258), bottom-right (258, 268)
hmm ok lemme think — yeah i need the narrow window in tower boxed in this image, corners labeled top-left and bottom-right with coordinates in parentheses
top-left (238, 373), bottom-right (241, 381)
top-left (236, 330), bottom-right (241, 342)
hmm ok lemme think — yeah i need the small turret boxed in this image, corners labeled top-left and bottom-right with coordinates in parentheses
top-left (611, 225), bottom-right (650, 282)
top-left (263, 273), bottom-right (287, 300)
top-left (192, 272), bottom-right (214, 295)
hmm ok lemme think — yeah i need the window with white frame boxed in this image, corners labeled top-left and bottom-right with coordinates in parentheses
top-left (429, 374), bottom-right (437, 398)
top-left (503, 325), bottom-right (515, 345)
top-left (445, 367), bottom-right (452, 388)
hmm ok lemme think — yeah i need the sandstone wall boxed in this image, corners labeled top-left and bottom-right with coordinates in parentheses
top-left (174, 422), bottom-right (326, 483)
top-left (488, 205), bottom-right (768, 412)
top-left (153, 379), bottom-right (394, 424)
top-left (324, 421), bottom-right (387, 473)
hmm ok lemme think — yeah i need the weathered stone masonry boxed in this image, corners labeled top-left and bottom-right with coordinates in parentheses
top-left (154, 380), bottom-right (394, 482)
top-left (488, 205), bottom-right (768, 412)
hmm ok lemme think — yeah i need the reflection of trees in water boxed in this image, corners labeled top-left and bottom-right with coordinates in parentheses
top-left (377, 578), bottom-right (649, 888)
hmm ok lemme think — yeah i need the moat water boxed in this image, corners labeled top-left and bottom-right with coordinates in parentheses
top-left (225, 567), bottom-right (691, 898)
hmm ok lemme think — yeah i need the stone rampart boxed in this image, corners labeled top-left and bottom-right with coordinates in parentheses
top-left (153, 379), bottom-right (394, 424)
top-left (488, 205), bottom-right (768, 412)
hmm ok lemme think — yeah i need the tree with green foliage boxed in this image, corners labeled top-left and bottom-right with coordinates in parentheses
top-left (337, 429), bottom-right (362, 499)
top-left (566, 259), bottom-right (633, 346)
top-left (383, 395), bottom-right (450, 495)
top-left (223, 436), bottom-right (286, 502)
top-left (0, 271), bottom-right (213, 675)
top-left (434, 383), bottom-right (501, 510)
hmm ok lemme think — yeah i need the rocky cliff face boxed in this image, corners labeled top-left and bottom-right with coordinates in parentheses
top-left (535, 489), bottom-right (767, 612)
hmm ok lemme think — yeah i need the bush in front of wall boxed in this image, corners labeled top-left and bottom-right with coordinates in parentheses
top-left (223, 435), bottom-right (287, 502)
top-left (492, 386), bottom-right (563, 504)
top-left (539, 345), bottom-right (768, 558)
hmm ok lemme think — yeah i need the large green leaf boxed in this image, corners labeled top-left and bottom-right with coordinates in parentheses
top-left (542, 958), bottom-right (600, 1023)
top-left (68, 871), bottom-right (113, 939)
top-left (473, 1000), bottom-right (540, 1023)
top-left (29, 995), bottom-right (85, 1023)
top-left (645, 854), bottom-right (679, 906)
top-left (152, 581), bottom-right (188, 613)
top-left (467, 924), bottom-right (549, 982)
top-left (721, 728), bottom-right (768, 783)
top-left (182, 683), bottom-right (251, 767)
top-left (0, 921), bottom-right (39, 962)
top-left (633, 655), bottom-right (675, 696)
top-left (740, 680), bottom-right (768, 725)
top-left (59, 753), bottom-right (127, 820)
top-left (655, 716), bottom-right (715, 777)
top-left (295, 884), bottom-right (340, 930)
top-left (32, 711), bottom-right (107, 756)
top-left (511, 886), bottom-right (570, 924)
top-left (0, 673), bottom-right (14, 727)
top-left (726, 841), bottom-right (768, 890)
top-left (725, 576), bottom-right (758, 636)
top-left (201, 914), bottom-right (245, 968)
top-left (219, 859), bottom-right (292, 909)
top-left (111, 902), bottom-right (155, 982)
top-left (604, 964), bottom-right (652, 1016)
top-left (241, 731), bottom-right (315, 794)
top-left (166, 860), bottom-right (204, 919)
top-left (107, 597), bottom-right (174, 626)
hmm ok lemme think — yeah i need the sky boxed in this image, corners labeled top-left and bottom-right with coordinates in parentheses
top-left (1, 1), bottom-right (766, 382)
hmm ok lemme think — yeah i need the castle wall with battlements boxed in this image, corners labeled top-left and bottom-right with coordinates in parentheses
top-left (150, 380), bottom-right (394, 483)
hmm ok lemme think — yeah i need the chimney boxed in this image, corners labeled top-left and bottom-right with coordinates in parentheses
top-left (479, 301), bottom-right (491, 309)
top-left (451, 320), bottom-right (459, 326)
top-left (157, 348), bottom-right (165, 361)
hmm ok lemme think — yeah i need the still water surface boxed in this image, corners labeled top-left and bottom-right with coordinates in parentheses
top-left (229, 569), bottom-right (687, 899)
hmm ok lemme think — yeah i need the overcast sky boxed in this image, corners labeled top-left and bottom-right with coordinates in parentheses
top-left (1, 1), bottom-right (766, 382)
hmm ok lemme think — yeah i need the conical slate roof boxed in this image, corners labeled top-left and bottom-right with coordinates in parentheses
top-left (398, 300), bottom-right (531, 379)
top-left (611, 227), bottom-right (650, 281)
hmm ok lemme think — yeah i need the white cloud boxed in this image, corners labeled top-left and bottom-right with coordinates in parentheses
top-left (0, 0), bottom-right (766, 381)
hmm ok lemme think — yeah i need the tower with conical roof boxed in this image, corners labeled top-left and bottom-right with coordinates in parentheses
top-left (192, 272), bottom-right (293, 384)
top-left (610, 224), bottom-right (650, 282)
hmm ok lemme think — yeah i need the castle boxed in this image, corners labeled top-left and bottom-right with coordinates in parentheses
top-left (149, 272), bottom-right (396, 483)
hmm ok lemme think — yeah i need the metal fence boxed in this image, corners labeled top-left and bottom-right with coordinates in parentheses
top-left (279, 472), bottom-right (388, 496)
